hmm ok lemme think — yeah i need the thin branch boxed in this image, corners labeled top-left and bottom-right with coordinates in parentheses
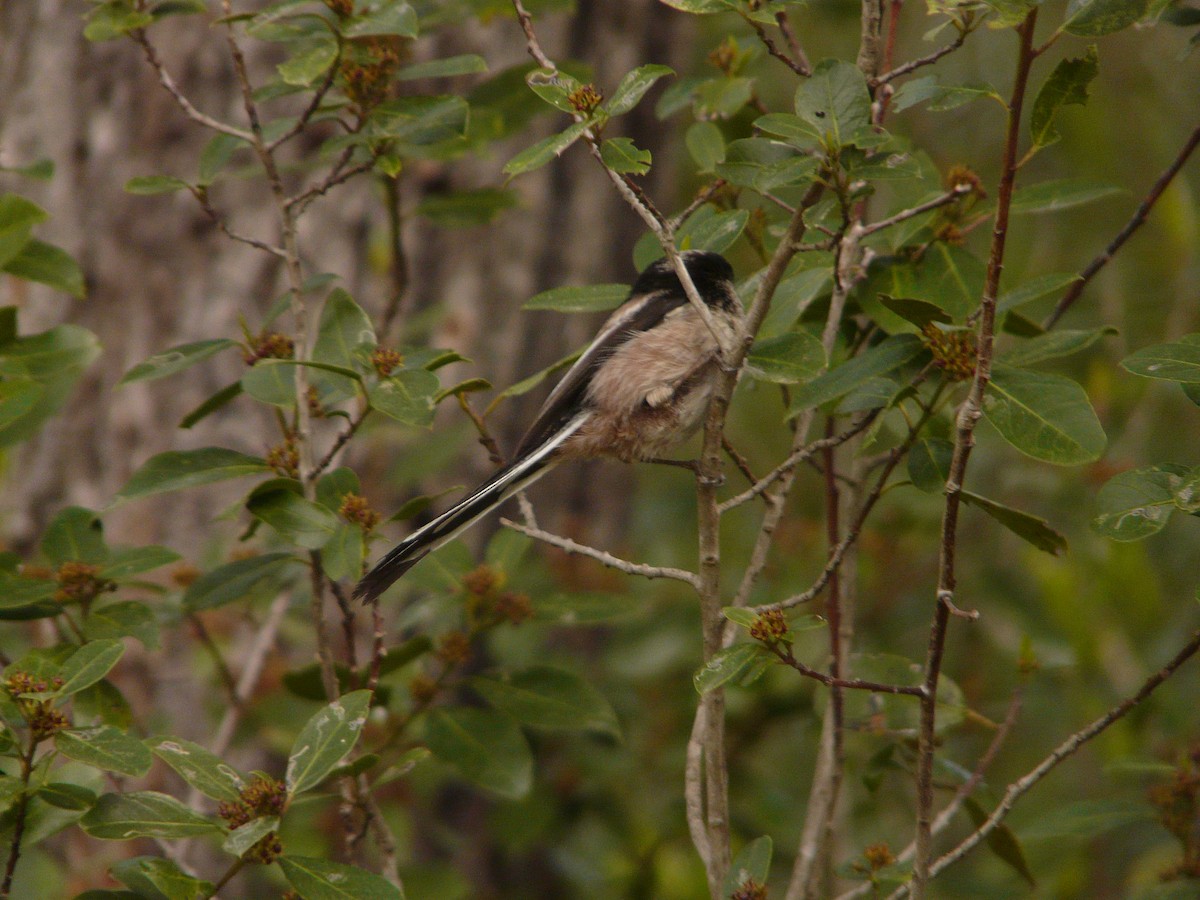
top-left (266, 53), bottom-right (341, 152)
top-left (743, 12), bottom-right (811, 77)
top-left (859, 184), bottom-right (973, 237)
top-left (912, 13), bottom-right (1037, 895)
top-left (1, 739), bottom-right (37, 895)
top-left (773, 644), bottom-right (924, 696)
top-left (668, 179), bottom-right (729, 232)
top-left (499, 518), bottom-right (700, 587)
top-left (187, 613), bottom-right (240, 707)
top-left (1043, 120), bottom-right (1200, 329)
top-left (131, 30), bottom-right (253, 142)
top-left (873, 27), bottom-right (970, 86)
top-left (190, 187), bottom-right (288, 259)
top-left (890, 630), bottom-right (1200, 897)
top-left (775, 10), bottom-right (812, 75)
top-left (314, 408), bottom-right (369, 476)
top-left (286, 156), bottom-right (375, 214)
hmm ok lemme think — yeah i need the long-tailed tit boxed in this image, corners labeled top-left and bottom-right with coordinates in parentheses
top-left (353, 250), bottom-right (742, 604)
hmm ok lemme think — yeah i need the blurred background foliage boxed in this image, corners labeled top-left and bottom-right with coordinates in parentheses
top-left (0, 0), bottom-right (1199, 897)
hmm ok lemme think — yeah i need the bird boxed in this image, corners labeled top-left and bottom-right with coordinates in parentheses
top-left (353, 250), bottom-right (742, 604)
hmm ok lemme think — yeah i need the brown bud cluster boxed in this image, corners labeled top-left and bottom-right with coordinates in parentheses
top-left (863, 842), bottom-right (896, 871)
top-left (921, 323), bottom-right (977, 382)
top-left (945, 164), bottom-right (987, 201)
top-left (408, 674), bottom-right (438, 704)
top-left (171, 563), bottom-right (201, 588)
top-left (217, 776), bottom-right (288, 863)
top-left (731, 879), bottom-right (768, 900)
top-left (749, 609), bottom-right (789, 643)
top-left (567, 84), bottom-right (603, 116)
top-left (4, 672), bottom-right (70, 741)
top-left (371, 347), bottom-right (402, 377)
top-left (462, 565), bottom-right (501, 598)
top-left (708, 38), bottom-right (740, 75)
top-left (243, 332), bottom-right (294, 366)
top-left (436, 630), bottom-right (471, 665)
top-left (266, 439), bottom-right (300, 478)
top-left (306, 386), bottom-right (326, 419)
top-left (495, 591), bottom-right (533, 625)
top-left (1148, 748), bottom-right (1200, 879)
top-left (339, 493), bottom-right (380, 532)
top-left (54, 561), bottom-right (116, 606)
top-left (341, 36), bottom-right (401, 112)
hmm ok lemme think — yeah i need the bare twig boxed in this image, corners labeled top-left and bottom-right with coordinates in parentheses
top-left (773, 644), bottom-right (924, 696)
top-left (743, 12), bottom-right (811, 77)
top-left (287, 156), bottom-right (375, 214)
top-left (775, 10), bottom-right (813, 75)
top-left (187, 613), bottom-right (240, 706)
top-left (912, 14), bottom-right (1037, 896)
top-left (1044, 120), bottom-right (1200, 329)
top-left (190, 187), bottom-right (288, 259)
top-left (266, 54), bottom-right (341, 152)
top-left (859, 184), bottom-right (973, 237)
top-left (499, 518), bottom-right (700, 586)
top-left (874, 27), bottom-right (970, 86)
top-left (667, 179), bottom-right (729, 232)
top-left (314, 408), bottom-right (369, 477)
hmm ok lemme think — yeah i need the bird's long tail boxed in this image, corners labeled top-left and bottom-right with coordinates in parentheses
top-left (353, 412), bottom-right (589, 604)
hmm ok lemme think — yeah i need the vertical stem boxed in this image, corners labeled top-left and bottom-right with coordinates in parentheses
top-left (1, 740), bottom-right (37, 897)
top-left (911, 12), bottom-right (1038, 896)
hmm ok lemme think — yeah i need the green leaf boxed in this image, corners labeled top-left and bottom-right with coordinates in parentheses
top-left (503, 121), bottom-right (590, 176)
top-left (982, 365), bottom-right (1105, 465)
top-left (344, 1), bottom-right (418, 37)
top-left (148, 737), bottom-right (244, 802)
top-left (525, 68), bottom-right (584, 113)
top-left (843, 653), bottom-right (965, 732)
top-left (198, 132), bottom-right (244, 185)
top-left (890, 76), bottom-right (1003, 113)
top-left (124, 175), bottom-right (190, 196)
top-left (1018, 797), bottom-right (1154, 840)
top-left (606, 64), bottom-right (674, 116)
top-left (84, 1), bottom-right (154, 41)
top-left (415, 189), bottom-right (517, 228)
top-left (788, 334), bottom-right (926, 414)
top-left (1001, 328), bottom-right (1115, 367)
top-left (81, 791), bottom-right (220, 839)
top-left (879, 295), bottom-right (953, 330)
top-left (1063, 0), bottom-right (1149, 35)
top-left (0, 193), bottom-right (46, 268)
top-left (1122, 336), bottom-right (1200, 382)
top-left (961, 491), bottom-right (1068, 555)
top-left (286, 689), bottom-right (372, 795)
top-left (84, 601), bottom-right (158, 648)
top-left (37, 781), bottom-right (98, 811)
top-left (111, 856), bottom-right (214, 900)
top-left (0, 379), bottom-right (42, 431)
top-left (686, 121), bottom-right (725, 173)
top-left (100, 545), bottom-right (181, 581)
top-left (2, 238), bottom-right (85, 297)
top-left (533, 591), bottom-right (642, 623)
top-left (745, 332), bottom-right (825, 384)
top-left (367, 369), bottom-right (439, 426)
top-left (1030, 46), bottom-right (1099, 147)
top-left (116, 448), bottom-right (271, 501)
top-left (694, 643), bottom-right (775, 694)
top-left (118, 339), bottom-right (237, 385)
top-left (424, 707), bottom-right (533, 798)
top-left (659, 0), bottom-right (728, 11)
top-left (321, 521), bottom-right (366, 582)
top-left (0, 574), bottom-right (57, 615)
top-left (1009, 179), bottom-right (1123, 214)
top-left (908, 437), bottom-right (954, 492)
top-left (278, 856), bottom-right (405, 900)
top-left (600, 137), bottom-right (652, 175)
top-left (963, 796), bottom-right (1036, 887)
top-left (42, 506), bottom-right (107, 566)
top-left (997, 272), bottom-right (1081, 312)
top-left (57, 640), bottom-right (126, 698)
top-left (182, 552), bottom-right (299, 612)
top-left (397, 54), bottom-right (487, 81)
top-left (224, 816), bottom-right (279, 859)
top-left (722, 835), bottom-right (773, 898)
top-left (472, 667), bottom-right (620, 737)
top-left (278, 34), bottom-right (338, 86)
top-left (179, 382), bottom-right (243, 429)
top-left (522, 283), bottom-right (628, 313)
top-left (1092, 464), bottom-right (1193, 541)
top-left (372, 95), bottom-right (468, 146)
top-left (246, 481), bottom-right (340, 550)
top-left (678, 206), bottom-right (748, 254)
top-left (794, 59), bottom-right (871, 148)
top-left (56, 726), bottom-right (153, 777)
top-left (242, 358), bottom-right (361, 408)
top-left (313, 288), bottom-right (376, 371)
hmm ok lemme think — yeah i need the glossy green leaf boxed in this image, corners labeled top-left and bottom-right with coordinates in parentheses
top-left (198, 132), bottom-right (243, 185)
top-left (1122, 336), bottom-right (1200, 382)
top-left (890, 76), bottom-right (1002, 113)
top-left (686, 121), bottom-right (725, 173)
top-left (523, 283), bottom-right (628, 313)
top-left (124, 175), bottom-right (190, 196)
top-left (1030, 46), bottom-right (1099, 147)
top-left (794, 59), bottom-right (871, 147)
top-left (224, 816), bottom-right (279, 859)
top-left (278, 855), bottom-right (405, 900)
top-left (286, 689), bottom-right (372, 795)
top-left (1063, 0), bottom-right (1149, 35)
top-left (961, 491), bottom-right (1068, 555)
top-left (313, 288), bottom-right (376, 371)
top-left (599, 137), bottom-right (652, 175)
top-left (179, 382), bottom-right (242, 429)
top-left (321, 521), bottom-right (366, 582)
top-left (397, 53), bottom-right (485, 81)
top-left (607, 64), bottom-right (674, 116)
top-left (84, 1), bottom-right (153, 41)
top-left (57, 640), bottom-right (125, 698)
top-left (56, 726), bottom-right (153, 777)
top-left (84, 602), bottom-right (158, 648)
top-left (374, 95), bottom-right (468, 146)
top-left (694, 643), bottom-right (775, 694)
top-left (149, 737), bottom-right (244, 802)
top-left (722, 836), bottom-right (773, 899)
top-left (116, 448), bottom-right (270, 500)
top-left (118, 339), bottom-right (238, 385)
top-left (746, 332), bottom-right (826, 384)
top-left (37, 782), bottom-right (98, 811)
top-left (997, 272), bottom-right (1081, 312)
top-left (0, 193), bottom-right (46, 268)
top-left (1092, 464), bottom-right (1194, 541)
top-left (367, 368), bottom-right (439, 426)
top-left (982, 364), bottom-right (1105, 465)
top-left (678, 207), bottom-right (748, 254)
top-left (1010, 179), bottom-right (1123, 214)
top-left (908, 437), bottom-right (954, 492)
top-left (0, 379), bottom-right (42, 430)
top-left (344, 1), bottom-right (418, 37)
top-left (100, 545), bottom-right (181, 581)
top-left (2, 238), bottom-right (85, 297)
top-left (503, 121), bottom-right (590, 176)
top-left (278, 35), bottom-right (338, 86)
top-left (111, 856), bottom-right (214, 900)
top-left (525, 68), bottom-right (584, 113)
top-left (472, 666), bottom-right (620, 736)
top-left (81, 791), bottom-right (220, 839)
top-left (425, 706), bottom-right (533, 798)
top-left (246, 482), bottom-right (339, 550)
top-left (42, 506), bottom-right (107, 566)
top-left (879, 295), bottom-right (953, 330)
top-left (788, 334), bottom-right (926, 414)
top-left (1001, 328), bottom-right (1115, 367)
top-left (182, 552), bottom-right (299, 612)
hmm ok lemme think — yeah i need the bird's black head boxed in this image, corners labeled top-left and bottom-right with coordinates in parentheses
top-left (632, 251), bottom-right (738, 311)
